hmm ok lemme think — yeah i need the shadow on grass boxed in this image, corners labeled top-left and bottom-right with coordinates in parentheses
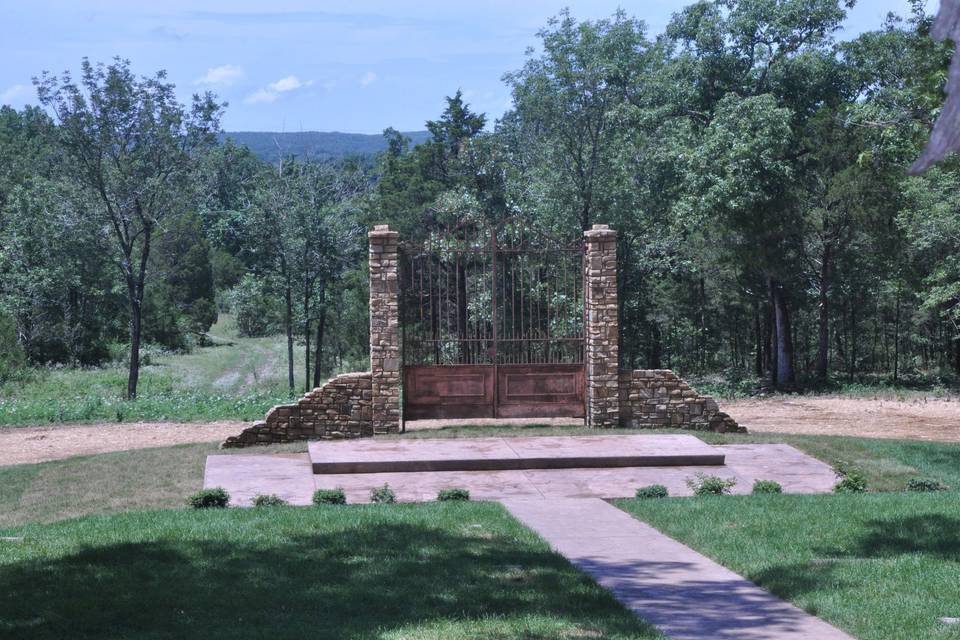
top-left (0, 519), bottom-right (649, 640)
top-left (748, 512), bottom-right (960, 605)
top-left (839, 513), bottom-right (960, 560)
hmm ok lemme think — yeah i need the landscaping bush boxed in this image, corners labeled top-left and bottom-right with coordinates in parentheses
top-left (635, 484), bottom-right (669, 499)
top-left (312, 488), bottom-right (347, 505)
top-left (687, 474), bottom-right (736, 496)
top-left (752, 480), bottom-right (783, 494)
top-left (187, 487), bottom-right (230, 509)
top-left (907, 478), bottom-right (947, 492)
top-left (252, 493), bottom-right (289, 507)
top-left (834, 470), bottom-right (868, 494)
top-left (437, 488), bottom-right (470, 501)
top-left (370, 483), bottom-right (397, 504)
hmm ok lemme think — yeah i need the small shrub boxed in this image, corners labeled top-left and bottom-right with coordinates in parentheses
top-left (370, 483), bottom-right (397, 504)
top-left (187, 487), bottom-right (230, 509)
top-left (834, 470), bottom-right (867, 494)
top-left (252, 493), bottom-right (289, 507)
top-left (312, 488), bottom-right (347, 505)
top-left (687, 474), bottom-right (736, 496)
top-left (437, 487), bottom-right (471, 502)
top-left (907, 478), bottom-right (947, 492)
top-left (752, 480), bottom-right (783, 494)
top-left (635, 484), bottom-right (669, 499)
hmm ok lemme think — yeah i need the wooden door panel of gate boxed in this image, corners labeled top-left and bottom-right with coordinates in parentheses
top-left (404, 365), bottom-right (494, 420)
top-left (496, 364), bottom-right (584, 418)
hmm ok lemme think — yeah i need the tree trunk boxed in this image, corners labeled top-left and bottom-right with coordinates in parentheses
top-left (954, 330), bottom-right (960, 374)
top-left (754, 298), bottom-right (763, 377)
top-left (284, 283), bottom-right (295, 394)
top-left (849, 302), bottom-right (858, 382)
top-left (769, 276), bottom-right (795, 387)
top-left (127, 296), bottom-right (142, 400)
top-left (312, 289), bottom-right (327, 388)
top-left (816, 245), bottom-right (831, 381)
top-left (893, 282), bottom-right (901, 382)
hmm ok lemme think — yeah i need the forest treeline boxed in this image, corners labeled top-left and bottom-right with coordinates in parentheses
top-left (1, 0), bottom-right (959, 399)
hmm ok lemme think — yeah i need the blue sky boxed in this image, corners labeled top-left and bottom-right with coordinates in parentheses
top-left (1, 0), bottom-right (935, 133)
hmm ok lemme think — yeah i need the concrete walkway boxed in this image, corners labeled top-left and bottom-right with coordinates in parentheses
top-left (502, 498), bottom-right (854, 640)
top-left (205, 442), bottom-right (839, 505)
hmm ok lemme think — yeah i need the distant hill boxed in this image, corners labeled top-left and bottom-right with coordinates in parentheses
top-left (221, 130), bottom-right (431, 163)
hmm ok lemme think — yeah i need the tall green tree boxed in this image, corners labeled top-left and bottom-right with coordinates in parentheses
top-left (35, 58), bottom-right (222, 398)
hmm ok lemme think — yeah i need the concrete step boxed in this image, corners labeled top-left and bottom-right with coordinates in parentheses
top-left (309, 434), bottom-right (725, 474)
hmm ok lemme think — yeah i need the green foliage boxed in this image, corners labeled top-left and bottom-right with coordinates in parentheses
top-left (635, 484), bottom-right (669, 499)
top-left (370, 484), bottom-right (397, 504)
top-left (687, 474), bottom-right (737, 496)
top-left (187, 487), bottom-right (230, 509)
top-left (751, 480), bottom-right (783, 494)
top-left (228, 275), bottom-right (282, 338)
top-left (834, 470), bottom-right (868, 494)
top-left (252, 494), bottom-right (289, 507)
top-left (436, 488), bottom-right (470, 502)
top-left (312, 488), bottom-right (347, 505)
top-left (221, 130), bottom-right (430, 164)
top-left (906, 478), bottom-right (948, 492)
top-left (0, 311), bottom-right (26, 384)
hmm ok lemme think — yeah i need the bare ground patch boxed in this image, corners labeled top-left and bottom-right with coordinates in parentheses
top-left (724, 395), bottom-right (960, 442)
top-left (0, 421), bottom-right (245, 467)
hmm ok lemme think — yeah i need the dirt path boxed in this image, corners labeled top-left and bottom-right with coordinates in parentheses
top-left (0, 422), bottom-right (245, 467)
top-left (2, 395), bottom-right (957, 467)
top-left (724, 395), bottom-right (960, 442)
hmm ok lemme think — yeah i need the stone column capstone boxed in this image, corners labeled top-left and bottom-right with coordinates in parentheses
top-left (369, 224), bottom-right (400, 434)
top-left (584, 224), bottom-right (619, 428)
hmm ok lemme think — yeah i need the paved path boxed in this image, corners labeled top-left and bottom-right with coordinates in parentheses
top-left (205, 443), bottom-right (838, 505)
top-left (502, 498), bottom-right (855, 640)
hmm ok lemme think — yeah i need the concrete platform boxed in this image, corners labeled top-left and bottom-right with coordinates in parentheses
top-left (308, 434), bottom-right (725, 474)
top-left (205, 442), bottom-right (838, 505)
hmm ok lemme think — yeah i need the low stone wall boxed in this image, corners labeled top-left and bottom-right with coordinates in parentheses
top-left (618, 369), bottom-right (744, 433)
top-left (221, 372), bottom-right (373, 448)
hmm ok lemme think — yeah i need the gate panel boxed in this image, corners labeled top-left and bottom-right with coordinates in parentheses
top-left (403, 365), bottom-right (494, 420)
top-left (496, 364), bottom-right (585, 418)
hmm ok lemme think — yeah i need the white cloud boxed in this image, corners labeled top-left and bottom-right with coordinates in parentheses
top-left (269, 75), bottom-right (311, 92)
top-left (244, 75), bottom-right (313, 104)
top-left (1, 84), bottom-right (28, 104)
top-left (194, 64), bottom-right (245, 87)
top-left (359, 71), bottom-right (377, 87)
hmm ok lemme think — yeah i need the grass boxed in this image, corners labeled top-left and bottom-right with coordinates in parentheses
top-left (616, 493), bottom-right (960, 640)
top-left (4, 427), bottom-right (959, 529)
top-left (0, 315), bottom-right (306, 426)
top-left (397, 424), bottom-right (960, 492)
top-left (0, 503), bottom-right (663, 639)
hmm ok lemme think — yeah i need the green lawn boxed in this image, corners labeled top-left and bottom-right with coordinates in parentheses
top-left (616, 493), bottom-right (960, 640)
top-left (0, 315), bottom-right (305, 426)
top-left (0, 503), bottom-right (662, 640)
top-left (4, 429), bottom-right (960, 528)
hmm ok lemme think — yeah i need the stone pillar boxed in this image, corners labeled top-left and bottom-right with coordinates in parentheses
top-left (369, 224), bottom-right (400, 434)
top-left (584, 224), bottom-right (619, 428)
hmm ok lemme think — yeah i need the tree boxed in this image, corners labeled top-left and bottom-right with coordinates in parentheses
top-left (504, 9), bottom-right (652, 231)
top-left (35, 58), bottom-right (222, 398)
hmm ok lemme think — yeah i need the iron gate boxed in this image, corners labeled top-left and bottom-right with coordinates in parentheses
top-left (400, 218), bottom-right (585, 420)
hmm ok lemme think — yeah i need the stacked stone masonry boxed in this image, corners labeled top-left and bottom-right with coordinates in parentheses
top-left (369, 224), bottom-right (401, 434)
top-left (221, 372), bottom-right (373, 447)
top-left (584, 224), bottom-right (620, 428)
top-left (618, 369), bottom-right (744, 433)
